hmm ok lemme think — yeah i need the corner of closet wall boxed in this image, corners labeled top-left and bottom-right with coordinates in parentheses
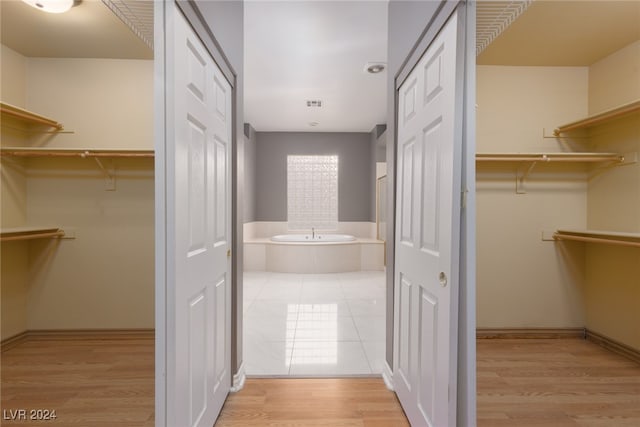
top-left (476, 65), bottom-right (589, 329)
top-left (1, 44), bottom-right (28, 227)
top-left (584, 39), bottom-right (640, 351)
top-left (1, 44), bottom-right (30, 341)
top-left (1, 45), bottom-right (27, 107)
top-left (588, 40), bottom-right (640, 115)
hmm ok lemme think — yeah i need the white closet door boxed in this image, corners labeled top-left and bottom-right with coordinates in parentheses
top-left (394, 10), bottom-right (463, 427)
top-left (161, 3), bottom-right (233, 426)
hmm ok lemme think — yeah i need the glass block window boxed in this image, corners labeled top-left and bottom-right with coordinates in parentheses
top-left (287, 155), bottom-right (338, 230)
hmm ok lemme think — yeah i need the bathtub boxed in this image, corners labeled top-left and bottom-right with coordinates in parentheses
top-left (244, 233), bottom-right (383, 273)
top-left (271, 233), bottom-right (356, 243)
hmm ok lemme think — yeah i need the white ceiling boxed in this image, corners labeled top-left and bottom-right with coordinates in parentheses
top-left (0, 0), bottom-right (153, 59)
top-left (243, 1), bottom-right (389, 133)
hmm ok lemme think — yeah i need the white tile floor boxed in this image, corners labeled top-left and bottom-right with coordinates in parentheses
top-left (243, 271), bottom-right (386, 376)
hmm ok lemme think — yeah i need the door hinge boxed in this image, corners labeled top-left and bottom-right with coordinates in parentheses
top-left (461, 188), bottom-right (468, 209)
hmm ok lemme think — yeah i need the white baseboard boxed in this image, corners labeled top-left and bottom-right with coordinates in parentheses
top-left (382, 360), bottom-right (394, 391)
top-left (230, 362), bottom-right (246, 392)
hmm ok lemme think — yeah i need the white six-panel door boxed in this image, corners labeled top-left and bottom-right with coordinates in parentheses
top-left (394, 10), bottom-right (462, 427)
top-left (163, 4), bottom-right (233, 426)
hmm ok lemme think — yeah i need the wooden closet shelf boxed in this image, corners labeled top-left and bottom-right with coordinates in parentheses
top-left (0, 102), bottom-right (64, 131)
top-left (476, 152), bottom-right (624, 163)
top-left (554, 229), bottom-right (640, 248)
top-left (0, 148), bottom-right (154, 158)
top-left (554, 99), bottom-right (640, 135)
top-left (1, 227), bottom-right (65, 242)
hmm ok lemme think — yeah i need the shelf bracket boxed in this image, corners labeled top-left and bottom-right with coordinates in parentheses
top-left (90, 155), bottom-right (116, 191)
top-left (588, 151), bottom-right (637, 179)
top-left (542, 127), bottom-right (588, 139)
top-left (516, 161), bottom-right (538, 194)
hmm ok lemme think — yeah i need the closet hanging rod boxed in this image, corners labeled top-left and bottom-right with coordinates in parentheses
top-left (553, 233), bottom-right (640, 248)
top-left (476, 154), bottom-right (623, 162)
top-left (0, 149), bottom-right (154, 158)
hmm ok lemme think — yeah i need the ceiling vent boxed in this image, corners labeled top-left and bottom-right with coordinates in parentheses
top-left (476, 0), bottom-right (532, 56)
top-left (306, 100), bottom-right (323, 107)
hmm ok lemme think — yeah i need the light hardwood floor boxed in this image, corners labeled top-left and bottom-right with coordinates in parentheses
top-left (216, 378), bottom-right (408, 427)
top-left (2, 336), bottom-right (640, 426)
top-left (477, 338), bottom-right (640, 426)
top-left (1, 334), bottom-right (154, 427)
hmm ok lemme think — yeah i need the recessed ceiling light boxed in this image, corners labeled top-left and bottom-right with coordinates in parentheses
top-left (21, 0), bottom-right (75, 13)
top-left (365, 62), bottom-right (386, 74)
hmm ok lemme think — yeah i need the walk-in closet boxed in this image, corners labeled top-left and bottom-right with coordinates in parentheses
top-left (1, 1), bottom-right (155, 423)
top-left (476, 0), bottom-right (640, 365)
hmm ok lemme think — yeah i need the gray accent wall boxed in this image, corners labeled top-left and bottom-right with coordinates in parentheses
top-left (374, 124), bottom-right (387, 163)
top-left (369, 124), bottom-right (387, 221)
top-left (255, 132), bottom-right (374, 223)
top-left (244, 123), bottom-right (257, 223)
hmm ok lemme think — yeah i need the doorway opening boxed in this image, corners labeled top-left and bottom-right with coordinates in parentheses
top-left (241, 1), bottom-right (388, 377)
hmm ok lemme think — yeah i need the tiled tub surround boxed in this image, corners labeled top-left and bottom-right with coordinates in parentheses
top-left (243, 271), bottom-right (386, 376)
top-left (244, 222), bottom-right (384, 273)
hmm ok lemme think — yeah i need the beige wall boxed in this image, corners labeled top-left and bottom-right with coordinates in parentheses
top-left (25, 58), bottom-right (153, 149)
top-left (1, 45), bottom-right (26, 106)
top-left (1, 45), bottom-right (29, 340)
top-left (1, 52), bottom-right (154, 339)
top-left (476, 66), bottom-right (588, 328)
top-left (1, 159), bottom-right (27, 228)
top-left (584, 40), bottom-right (640, 350)
top-left (26, 158), bottom-right (154, 329)
top-left (1, 45), bottom-right (29, 227)
top-left (1, 242), bottom-right (29, 339)
top-left (0, 158), bottom-right (29, 340)
top-left (477, 66), bottom-right (589, 153)
top-left (588, 40), bottom-right (640, 114)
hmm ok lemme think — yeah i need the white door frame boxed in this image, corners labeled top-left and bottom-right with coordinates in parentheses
top-left (389, 1), bottom-right (476, 425)
top-left (155, 1), bottom-right (239, 425)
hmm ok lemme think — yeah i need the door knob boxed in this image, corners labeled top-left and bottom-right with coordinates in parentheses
top-left (439, 272), bottom-right (448, 287)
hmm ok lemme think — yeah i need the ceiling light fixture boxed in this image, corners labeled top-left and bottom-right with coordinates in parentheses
top-left (365, 62), bottom-right (386, 74)
top-left (21, 0), bottom-right (75, 14)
